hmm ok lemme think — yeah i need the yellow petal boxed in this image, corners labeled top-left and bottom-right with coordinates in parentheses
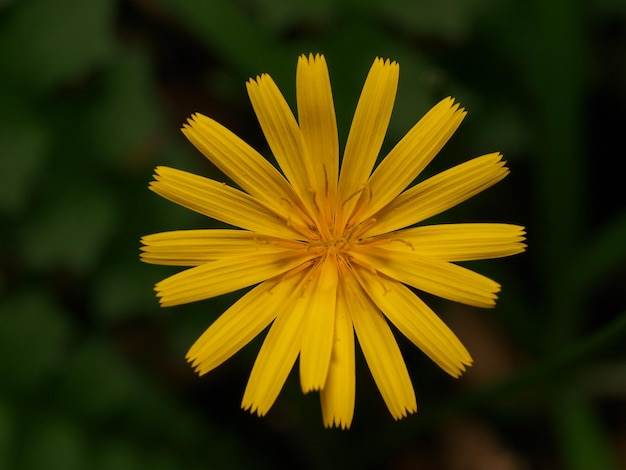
top-left (300, 255), bottom-right (339, 393)
top-left (343, 270), bottom-right (417, 420)
top-left (186, 277), bottom-right (295, 375)
top-left (350, 246), bottom-right (500, 308)
top-left (149, 166), bottom-right (304, 239)
top-left (241, 271), bottom-right (309, 416)
top-left (181, 113), bottom-right (311, 229)
top-left (373, 224), bottom-right (527, 261)
top-left (363, 97), bottom-right (466, 219)
top-left (140, 229), bottom-right (301, 266)
top-left (246, 74), bottom-right (316, 206)
top-left (320, 278), bottom-right (356, 429)
top-left (366, 153), bottom-right (509, 237)
top-left (355, 267), bottom-right (472, 377)
top-left (186, 281), bottom-right (278, 375)
top-left (338, 58), bottom-right (399, 221)
top-left (155, 251), bottom-right (313, 307)
top-left (296, 54), bottom-right (339, 200)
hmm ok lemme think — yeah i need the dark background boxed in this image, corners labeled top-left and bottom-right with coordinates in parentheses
top-left (1, 0), bottom-right (625, 468)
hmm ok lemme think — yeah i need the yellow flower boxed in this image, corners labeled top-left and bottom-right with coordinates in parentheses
top-left (141, 54), bottom-right (526, 429)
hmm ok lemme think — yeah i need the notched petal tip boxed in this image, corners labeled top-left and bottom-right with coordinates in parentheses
top-left (448, 357), bottom-right (474, 378)
top-left (182, 112), bottom-right (201, 128)
top-left (241, 400), bottom-right (269, 417)
top-left (246, 73), bottom-right (271, 89)
top-left (392, 403), bottom-right (418, 421)
top-left (189, 361), bottom-right (208, 376)
top-left (181, 113), bottom-right (207, 134)
top-left (324, 417), bottom-right (352, 430)
top-left (517, 226), bottom-right (528, 246)
top-left (441, 95), bottom-right (463, 109)
top-left (299, 52), bottom-right (325, 64)
top-left (151, 165), bottom-right (172, 180)
top-left (374, 56), bottom-right (399, 69)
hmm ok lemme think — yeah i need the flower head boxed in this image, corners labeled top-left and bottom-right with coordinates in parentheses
top-left (141, 54), bottom-right (526, 428)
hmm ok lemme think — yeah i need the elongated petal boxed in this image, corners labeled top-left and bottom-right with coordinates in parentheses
top-left (300, 255), bottom-right (339, 393)
top-left (181, 113), bottom-right (311, 228)
top-left (186, 276), bottom-right (301, 375)
top-left (338, 58), bottom-right (399, 219)
top-left (155, 251), bottom-right (313, 307)
top-left (366, 153), bottom-right (509, 237)
top-left (355, 267), bottom-right (472, 377)
top-left (350, 246), bottom-right (500, 308)
top-left (320, 278), bottom-right (356, 429)
top-left (246, 74), bottom-right (316, 206)
top-left (362, 97), bottom-right (466, 219)
top-left (242, 271), bottom-right (309, 416)
top-left (297, 54), bottom-right (339, 200)
top-left (343, 270), bottom-right (417, 419)
top-left (149, 166), bottom-right (305, 239)
top-left (141, 229), bottom-right (301, 266)
top-left (372, 224), bottom-right (527, 262)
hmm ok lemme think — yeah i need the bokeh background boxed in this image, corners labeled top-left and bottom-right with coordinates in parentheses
top-left (1, 0), bottom-right (626, 468)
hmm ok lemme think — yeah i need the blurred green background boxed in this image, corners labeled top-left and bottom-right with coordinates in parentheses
top-left (1, 0), bottom-right (626, 468)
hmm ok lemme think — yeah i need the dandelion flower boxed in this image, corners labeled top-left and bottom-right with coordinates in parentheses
top-left (141, 54), bottom-right (526, 429)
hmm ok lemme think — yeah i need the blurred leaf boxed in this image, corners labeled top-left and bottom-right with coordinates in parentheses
top-left (248, 0), bottom-right (336, 32)
top-left (95, 436), bottom-right (190, 470)
top-left (554, 390), bottom-right (619, 470)
top-left (0, 399), bottom-right (14, 470)
top-left (59, 339), bottom-right (153, 421)
top-left (21, 416), bottom-right (88, 470)
top-left (96, 439), bottom-right (142, 470)
top-left (157, 0), bottom-right (293, 75)
top-left (427, 312), bottom-right (626, 420)
top-left (591, 0), bottom-right (626, 14)
top-left (0, 0), bottom-right (116, 94)
top-left (582, 362), bottom-right (626, 396)
top-left (570, 211), bottom-right (626, 299)
top-left (86, 46), bottom-right (167, 169)
top-left (59, 338), bottom-right (183, 434)
top-left (375, 0), bottom-right (502, 41)
top-left (0, 0), bottom-right (17, 11)
top-left (527, 0), bottom-right (586, 348)
top-left (59, 339), bottom-right (261, 468)
top-left (0, 103), bottom-right (49, 214)
top-left (95, 438), bottom-right (181, 470)
top-left (0, 290), bottom-right (72, 394)
top-left (93, 258), bottom-right (166, 323)
top-left (19, 181), bottom-right (118, 273)
top-left (467, 100), bottom-right (529, 158)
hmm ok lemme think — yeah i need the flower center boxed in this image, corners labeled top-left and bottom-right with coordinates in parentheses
top-left (323, 236), bottom-right (350, 255)
top-left (308, 233), bottom-right (353, 258)
top-left (308, 216), bottom-right (375, 258)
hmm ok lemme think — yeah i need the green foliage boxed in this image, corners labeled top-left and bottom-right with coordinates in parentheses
top-left (0, 0), bottom-right (116, 94)
top-left (555, 391), bottom-right (619, 470)
top-left (0, 291), bottom-right (72, 393)
top-left (19, 183), bottom-right (118, 273)
top-left (0, 108), bottom-right (48, 213)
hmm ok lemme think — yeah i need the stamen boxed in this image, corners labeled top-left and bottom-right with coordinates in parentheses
top-left (350, 186), bottom-right (372, 225)
top-left (390, 238), bottom-right (414, 250)
top-left (349, 254), bottom-right (378, 276)
top-left (347, 217), bottom-right (377, 242)
top-left (268, 258), bottom-right (317, 293)
top-left (351, 260), bottom-right (390, 295)
top-left (280, 197), bottom-right (316, 231)
top-left (298, 264), bottom-right (319, 297)
top-left (342, 185), bottom-right (369, 208)
top-left (323, 165), bottom-right (330, 199)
